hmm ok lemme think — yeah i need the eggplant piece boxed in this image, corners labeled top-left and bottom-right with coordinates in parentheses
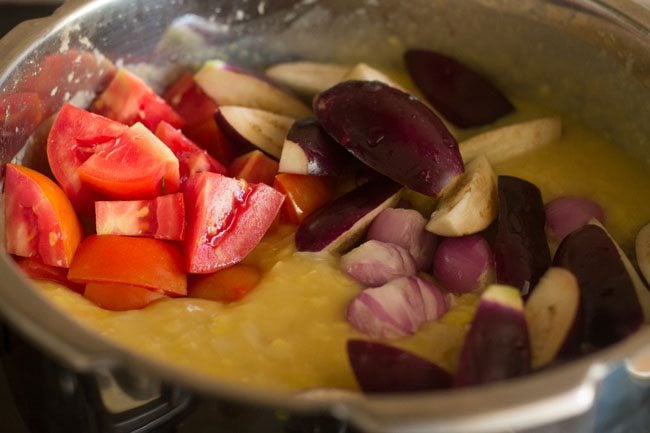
top-left (314, 80), bottom-right (464, 196)
top-left (404, 49), bottom-right (514, 128)
top-left (295, 178), bottom-right (402, 252)
top-left (341, 63), bottom-right (406, 91)
top-left (341, 240), bottom-right (417, 287)
top-left (265, 61), bottom-right (349, 98)
top-left (494, 175), bottom-right (551, 297)
top-left (454, 284), bottom-right (531, 387)
top-left (554, 223), bottom-right (645, 348)
top-left (279, 117), bottom-right (359, 176)
top-left (525, 267), bottom-right (582, 369)
top-left (215, 106), bottom-right (294, 159)
top-left (347, 339), bottom-right (452, 393)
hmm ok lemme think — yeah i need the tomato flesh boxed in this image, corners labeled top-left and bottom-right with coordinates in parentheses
top-left (77, 122), bottom-right (180, 200)
top-left (229, 150), bottom-right (279, 186)
top-left (15, 257), bottom-right (85, 293)
top-left (95, 193), bottom-right (186, 240)
top-left (163, 71), bottom-right (217, 129)
top-left (4, 164), bottom-right (83, 267)
top-left (188, 264), bottom-right (262, 302)
top-left (184, 172), bottom-right (285, 273)
top-left (84, 282), bottom-right (167, 311)
top-left (68, 235), bottom-right (187, 296)
top-left (92, 68), bottom-right (184, 131)
top-left (273, 174), bottom-right (334, 224)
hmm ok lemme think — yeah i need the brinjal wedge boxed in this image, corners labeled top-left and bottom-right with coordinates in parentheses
top-left (554, 223), bottom-right (645, 348)
top-left (454, 284), bottom-right (531, 387)
top-left (314, 80), bottom-right (464, 196)
top-left (404, 49), bottom-right (514, 128)
top-left (494, 176), bottom-right (551, 297)
top-left (347, 339), bottom-right (452, 393)
top-left (295, 177), bottom-right (402, 252)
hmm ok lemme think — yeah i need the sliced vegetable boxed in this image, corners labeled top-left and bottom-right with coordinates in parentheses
top-left (525, 267), bottom-right (581, 369)
top-left (68, 235), bottom-right (187, 296)
top-left (95, 193), bottom-right (186, 241)
top-left (459, 117), bottom-right (562, 164)
top-left (194, 60), bottom-right (311, 118)
top-left (295, 178), bottom-right (402, 252)
top-left (229, 150), bottom-right (279, 185)
top-left (184, 172), bottom-right (284, 273)
top-left (494, 176), bottom-right (551, 297)
top-left (433, 234), bottom-right (495, 294)
top-left (545, 195), bottom-right (605, 243)
top-left (454, 284), bottom-right (530, 387)
top-left (188, 264), bottom-right (262, 302)
top-left (279, 117), bottom-right (358, 176)
top-left (4, 164), bottom-right (83, 268)
top-left (273, 173), bottom-right (334, 225)
top-left (347, 339), bottom-right (452, 393)
top-left (184, 118), bottom-right (237, 165)
top-left (346, 276), bottom-right (447, 339)
top-left (426, 155), bottom-right (498, 236)
top-left (84, 282), bottom-right (167, 311)
top-left (314, 80), bottom-right (464, 196)
top-left (404, 49), bottom-right (514, 128)
top-left (215, 106), bottom-right (294, 158)
top-left (265, 61), bottom-right (349, 98)
top-left (15, 257), bottom-right (84, 293)
top-left (341, 63), bottom-right (405, 91)
top-left (367, 208), bottom-right (436, 270)
top-left (341, 240), bottom-right (417, 287)
top-left (91, 68), bottom-right (184, 131)
top-left (637, 222), bottom-right (650, 286)
top-left (162, 71), bottom-right (218, 128)
top-left (46, 103), bottom-right (128, 214)
top-left (554, 224), bottom-right (644, 348)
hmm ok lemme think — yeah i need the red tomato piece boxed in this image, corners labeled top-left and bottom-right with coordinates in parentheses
top-left (229, 150), bottom-right (279, 186)
top-left (162, 71), bottom-right (217, 129)
top-left (0, 92), bottom-right (43, 132)
top-left (68, 235), bottom-right (187, 296)
top-left (184, 119), bottom-right (237, 165)
top-left (155, 121), bottom-right (227, 183)
top-left (4, 164), bottom-right (83, 268)
top-left (47, 103), bottom-right (129, 214)
top-left (91, 68), bottom-right (184, 131)
top-left (15, 257), bottom-right (85, 293)
top-left (76, 122), bottom-right (180, 200)
top-left (84, 282), bottom-right (166, 311)
top-left (184, 172), bottom-right (285, 273)
top-left (273, 174), bottom-right (334, 224)
top-left (188, 264), bottom-right (262, 302)
top-left (95, 193), bottom-right (186, 240)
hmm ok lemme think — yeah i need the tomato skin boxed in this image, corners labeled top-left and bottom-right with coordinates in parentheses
top-left (188, 264), bottom-right (262, 302)
top-left (229, 150), bottom-right (279, 186)
top-left (184, 119), bottom-right (237, 165)
top-left (15, 257), bottom-right (85, 293)
top-left (68, 235), bottom-right (187, 296)
top-left (273, 174), bottom-right (334, 224)
top-left (184, 172), bottom-right (285, 273)
top-left (47, 103), bottom-right (128, 214)
top-left (155, 121), bottom-right (227, 184)
top-left (76, 122), bottom-right (180, 200)
top-left (4, 164), bottom-right (83, 268)
top-left (163, 71), bottom-right (217, 129)
top-left (92, 68), bottom-right (184, 131)
top-left (84, 282), bottom-right (166, 311)
top-left (95, 193), bottom-right (186, 240)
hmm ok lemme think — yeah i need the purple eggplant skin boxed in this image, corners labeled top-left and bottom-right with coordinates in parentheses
top-left (494, 176), bottom-right (551, 297)
top-left (285, 117), bottom-right (360, 176)
top-left (295, 177), bottom-right (403, 252)
top-left (314, 80), bottom-right (464, 196)
top-left (554, 224), bottom-right (644, 348)
top-left (404, 49), bottom-right (514, 128)
top-left (347, 339), bottom-right (452, 393)
top-left (454, 285), bottom-right (531, 387)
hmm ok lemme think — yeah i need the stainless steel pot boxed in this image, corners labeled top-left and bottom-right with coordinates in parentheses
top-left (1, 1), bottom-right (650, 432)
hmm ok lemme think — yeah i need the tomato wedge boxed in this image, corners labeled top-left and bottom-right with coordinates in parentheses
top-left (229, 150), bottom-right (279, 186)
top-left (184, 172), bottom-right (285, 273)
top-left (273, 174), bottom-right (334, 224)
top-left (15, 257), bottom-right (85, 293)
top-left (4, 164), bottom-right (83, 268)
top-left (84, 282), bottom-right (167, 311)
top-left (68, 235), bottom-right (187, 296)
top-left (95, 193), bottom-right (186, 240)
top-left (163, 71), bottom-right (217, 129)
top-left (92, 68), bottom-right (184, 131)
top-left (76, 122), bottom-right (180, 200)
top-left (47, 103), bottom-right (128, 214)
top-left (184, 119), bottom-right (237, 165)
top-left (188, 264), bottom-right (262, 302)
